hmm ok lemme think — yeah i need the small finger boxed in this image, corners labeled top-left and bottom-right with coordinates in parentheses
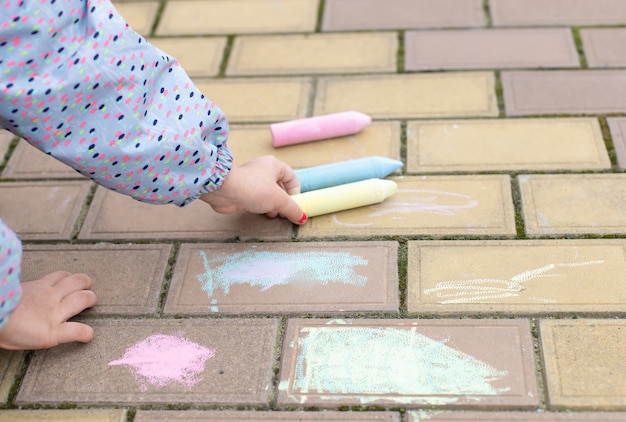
top-left (56, 321), bottom-right (95, 345)
top-left (60, 290), bottom-right (98, 322)
top-left (55, 273), bottom-right (94, 297)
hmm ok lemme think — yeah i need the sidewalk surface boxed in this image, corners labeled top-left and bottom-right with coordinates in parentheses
top-left (2, 0), bottom-right (626, 420)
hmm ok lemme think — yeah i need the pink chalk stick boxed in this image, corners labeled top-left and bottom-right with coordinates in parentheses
top-left (271, 111), bottom-right (372, 147)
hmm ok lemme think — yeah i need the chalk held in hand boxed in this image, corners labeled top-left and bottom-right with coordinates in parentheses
top-left (271, 111), bottom-right (372, 147)
top-left (295, 156), bottom-right (403, 193)
top-left (291, 178), bottom-right (397, 218)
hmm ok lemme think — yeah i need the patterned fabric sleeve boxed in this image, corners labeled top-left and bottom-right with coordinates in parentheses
top-left (0, 220), bottom-right (22, 330)
top-left (0, 0), bottom-right (233, 207)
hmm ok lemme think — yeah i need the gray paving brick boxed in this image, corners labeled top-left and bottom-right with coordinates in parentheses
top-left (136, 410), bottom-right (401, 421)
top-left (164, 242), bottom-right (398, 315)
top-left (408, 240), bottom-right (626, 315)
top-left (0, 181), bottom-right (91, 240)
top-left (322, 0), bottom-right (485, 31)
top-left (0, 410), bottom-right (127, 422)
top-left (405, 29), bottom-right (578, 71)
top-left (408, 411), bottom-right (626, 421)
top-left (16, 318), bottom-right (278, 405)
top-left (518, 174), bottom-right (626, 236)
top-left (79, 186), bottom-right (292, 241)
top-left (608, 117), bottom-right (626, 170)
top-left (581, 28), bottom-right (626, 68)
top-left (540, 319), bottom-right (626, 409)
top-left (298, 175), bottom-right (515, 238)
top-left (0, 351), bottom-right (23, 405)
top-left (491, 0), bottom-right (626, 26)
top-left (2, 140), bottom-right (81, 179)
top-left (278, 319), bottom-right (538, 408)
top-left (502, 70), bottom-right (626, 116)
top-left (407, 118), bottom-right (609, 172)
top-left (21, 244), bottom-right (171, 315)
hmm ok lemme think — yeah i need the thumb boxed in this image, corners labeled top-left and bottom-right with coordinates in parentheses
top-left (276, 190), bottom-right (307, 225)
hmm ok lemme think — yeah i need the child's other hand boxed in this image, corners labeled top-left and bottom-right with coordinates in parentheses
top-left (201, 155), bottom-right (307, 225)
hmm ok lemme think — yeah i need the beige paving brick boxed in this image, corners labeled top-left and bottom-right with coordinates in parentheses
top-left (228, 121), bottom-right (401, 168)
top-left (21, 244), bottom-right (171, 315)
top-left (491, 0), bottom-right (626, 26)
top-left (79, 186), bottom-right (292, 241)
top-left (136, 410), bottom-right (401, 421)
top-left (164, 241), bottom-right (398, 315)
top-left (114, 1), bottom-right (159, 36)
top-left (17, 318), bottom-right (279, 405)
top-left (0, 181), bottom-right (91, 241)
top-left (2, 140), bottom-right (80, 179)
top-left (0, 129), bottom-right (14, 165)
top-left (608, 117), bottom-right (626, 170)
top-left (407, 118), bottom-right (610, 172)
top-left (540, 319), bottom-right (626, 409)
top-left (195, 78), bottom-right (312, 123)
top-left (298, 175), bottom-right (515, 238)
top-left (408, 411), bottom-right (626, 421)
top-left (0, 410), bottom-right (127, 422)
top-left (227, 33), bottom-right (397, 76)
top-left (519, 174), bottom-right (626, 236)
top-left (157, 0), bottom-right (318, 36)
top-left (322, 0), bottom-right (485, 31)
top-left (314, 73), bottom-right (497, 119)
top-left (407, 240), bottom-right (626, 315)
top-left (581, 28), bottom-right (626, 68)
top-left (0, 351), bottom-right (23, 405)
top-left (148, 37), bottom-right (227, 77)
top-left (278, 318), bottom-right (538, 408)
top-left (502, 70), bottom-right (626, 116)
top-left (405, 28), bottom-right (579, 71)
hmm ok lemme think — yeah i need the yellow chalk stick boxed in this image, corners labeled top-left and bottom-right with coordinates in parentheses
top-left (291, 178), bottom-right (397, 217)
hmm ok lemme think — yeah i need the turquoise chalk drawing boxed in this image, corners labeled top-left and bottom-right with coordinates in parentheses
top-left (283, 326), bottom-right (508, 404)
top-left (424, 260), bottom-right (604, 304)
top-left (196, 250), bottom-right (368, 298)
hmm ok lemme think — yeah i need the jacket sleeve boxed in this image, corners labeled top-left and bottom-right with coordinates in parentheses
top-left (0, 220), bottom-right (22, 330)
top-left (0, 0), bottom-right (233, 207)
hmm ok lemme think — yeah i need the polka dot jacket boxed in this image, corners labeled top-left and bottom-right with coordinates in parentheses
top-left (0, 0), bottom-right (234, 328)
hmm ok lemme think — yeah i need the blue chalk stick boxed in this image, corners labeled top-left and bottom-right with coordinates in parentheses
top-left (295, 156), bottom-right (403, 192)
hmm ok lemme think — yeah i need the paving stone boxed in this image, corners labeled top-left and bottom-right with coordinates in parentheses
top-left (228, 122), bottom-right (401, 169)
top-left (79, 186), bottom-right (292, 241)
top-left (407, 239), bottom-right (626, 315)
top-left (227, 33), bottom-right (397, 76)
top-left (0, 181), bottom-right (91, 241)
top-left (0, 129), bottom-right (14, 165)
top-left (314, 73), bottom-right (497, 119)
top-left (298, 175), bottom-right (515, 238)
top-left (491, 0), bottom-right (626, 26)
top-left (136, 410), bottom-right (401, 421)
top-left (322, 0), bottom-right (485, 31)
top-left (407, 118), bottom-right (609, 172)
top-left (0, 409), bottom-right (127, 422)
top-left (518, 174), bottom-right (626, 236)
top-left (114, 1), bottom-right (159, 36)
top-left (195, 78), bottom-right (312, 123)
top-left (148, 37), bottom-right (227, 77)
top-left (16, 318), bottom-right (279, 405)
top-left (21, 243), bottom-right (171, 315)
top-left (502, 70), bottom-right (626, 116)
top-left (405, 29), bottom-right (578, 71)
top-left (608, 117), bottom-right (626, 170)
top-left (2, 140), bottom-right (79, 179)
top-left (581, 28), bottom-right (626, 68)
top-left (164, 241), bottom-right (399, 315)
top-left (408, 411), bottom-right (626, 421)
top-left (156, 0), bottom-right (318, 35)
top-left (540, 319), bottom-right (626, 409)
top-left (0, 351), bottom-right (23, 405)
top-left (278, 318), bottom-right (538, 408)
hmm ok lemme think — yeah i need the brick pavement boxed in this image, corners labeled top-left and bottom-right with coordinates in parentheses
top-left (1, 0), bottom-right (626, 420)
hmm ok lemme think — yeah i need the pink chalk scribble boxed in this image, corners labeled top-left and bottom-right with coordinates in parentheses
top-left (108, 334), bottom-right (216, 391)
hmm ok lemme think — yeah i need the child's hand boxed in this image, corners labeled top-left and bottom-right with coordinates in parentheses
top-left (0, 272), bottom-right (97, 350)
top-left (201, 155), bottom-right (307, 225)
